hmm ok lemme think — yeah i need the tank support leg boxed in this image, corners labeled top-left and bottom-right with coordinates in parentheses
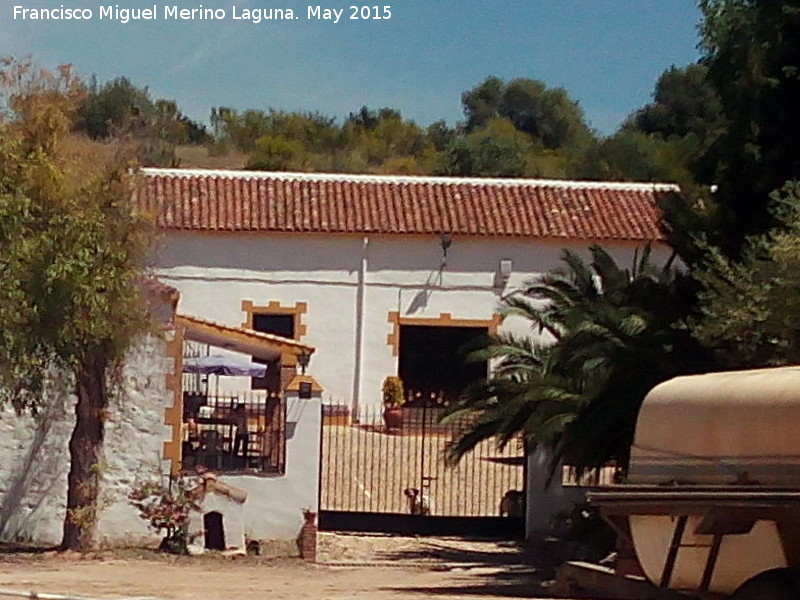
top-left (660, 515), bottom-right (688, 587)
top-left (699, 533), bottom-right (724, 592)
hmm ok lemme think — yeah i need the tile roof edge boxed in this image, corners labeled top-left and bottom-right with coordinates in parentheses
top-left (140, 167), bottom-right (681, 193)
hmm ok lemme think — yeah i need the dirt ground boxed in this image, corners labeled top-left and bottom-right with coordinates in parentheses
top-left (0, 533), bottom-right (567, 600)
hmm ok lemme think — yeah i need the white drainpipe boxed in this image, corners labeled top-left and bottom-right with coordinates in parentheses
top-left (351, 235), bottom-right (369, 421)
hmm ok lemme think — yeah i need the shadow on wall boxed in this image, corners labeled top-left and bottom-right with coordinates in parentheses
top-left (0, 382), bottom-right (72, 541)
top-left (405, 267), bottom-right (444, 315)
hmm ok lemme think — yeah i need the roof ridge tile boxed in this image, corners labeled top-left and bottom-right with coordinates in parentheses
top-left (139, 169), bottom-right (671, 242)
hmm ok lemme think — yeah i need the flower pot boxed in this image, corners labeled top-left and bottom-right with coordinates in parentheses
top-left (383, 406), bottom-right (403, 432)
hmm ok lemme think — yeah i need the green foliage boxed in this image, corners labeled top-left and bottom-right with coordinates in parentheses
top-left (697, 0), bottom-right (800, 255)
top-left (633, 64), bottom-right (725, 152)
top-left (0, 60), bottom-right (153, 404)
top-left (690, 182), bottom-right (800, 368)
top-left (0, 58), bottom-right (156, 550)
top-left (76, 75), bottom-right (208, 166)
top-left (215, 104), bottom-right (437, 174)
top-left (382, 375), bottom-right (405, 408)
top-left (436, 118), bottom-right (535, 177)
top-left (461, 76), bottom-right (594, 150)
top-left (128, 473), bottom-right (202, 554)
top-left (246, 134), bottom-right (307, 171)
top-left (443, 245), bottom-right (709, 475)
top-left (461, 76), bottom-right (505, 132)
top-left (613, 3), bottom-right (800, 261)
top-left (580, 129), bottom-right (697, 186)
top-left (208, 76), bottom-right (607, 178)
top-left (616, 63), bottom-right (726, 189)
top-left (77, 75), bottom-right (151, 139)
top-left (426, 120), bottom-right (457, 152)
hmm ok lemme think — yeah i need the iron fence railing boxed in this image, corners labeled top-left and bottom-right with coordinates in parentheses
top-left (181, 390), bottom-right (286, 474)
top-left (320, 402), bottom-right (525, 517)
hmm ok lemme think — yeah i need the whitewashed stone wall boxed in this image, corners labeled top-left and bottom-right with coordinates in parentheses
top-left (2, 333), bottom-right (324, 547)
top-left (96, 334), bottom-right (175, 546)
top-left (0, 378), bottom-right (74, 544)
top-left (0, 334), bottom-right (173, 546)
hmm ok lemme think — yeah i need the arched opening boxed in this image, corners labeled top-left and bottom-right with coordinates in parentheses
top-left (203, 511), bottom-right (226, 550)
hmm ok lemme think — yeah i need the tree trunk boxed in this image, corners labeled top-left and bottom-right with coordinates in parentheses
top-left (61, 354), bottom-right (107, 551)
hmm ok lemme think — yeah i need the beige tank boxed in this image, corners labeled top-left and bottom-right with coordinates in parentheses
top-left (618, 367), bottom-right (800, 596)
top-left (629, 366), bottom-right (800, 486)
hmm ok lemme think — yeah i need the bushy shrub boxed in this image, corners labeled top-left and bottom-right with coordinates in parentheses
top-left (128, 473), bottom-right (201, 554)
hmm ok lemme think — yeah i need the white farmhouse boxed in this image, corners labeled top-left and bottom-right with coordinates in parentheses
top-left (142, 168), bottom-right (675, 415)
top-left (0, 167), bottom-right (676, 551)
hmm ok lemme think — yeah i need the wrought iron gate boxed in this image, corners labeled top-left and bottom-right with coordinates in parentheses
top-left (319, 402), bottom-right (526, 536)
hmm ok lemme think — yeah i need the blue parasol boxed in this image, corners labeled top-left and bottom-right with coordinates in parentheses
top-left (182, 355), bottom-right (267, 377)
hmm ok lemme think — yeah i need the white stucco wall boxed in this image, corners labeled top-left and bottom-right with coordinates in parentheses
top-left (218, 395), bottom-right (321, 541)
top-left (1, 230), bottom-right (668, 546)
top-left (0, 334), bottom-right (173, 547)
top-left (157, 231), bottom-right (670, 417)
top-left (154, 230), bottom-right (668, 544)
top-left (525, 448), bottom-right (589, 540)
top-left (1, 329), bottom-right (324, 548)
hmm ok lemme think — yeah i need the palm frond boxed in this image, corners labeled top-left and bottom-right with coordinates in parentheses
top-left (445, 242), bottom-right (708, 478)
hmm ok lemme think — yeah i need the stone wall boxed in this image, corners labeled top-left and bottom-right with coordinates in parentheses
top-left (0, 334), bottom-right (174, 546)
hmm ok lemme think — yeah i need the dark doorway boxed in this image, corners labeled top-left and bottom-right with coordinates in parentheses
top-left (204, 511), bottom-right (226, 550)
top-left (399, 325), bottom-right (488, 405)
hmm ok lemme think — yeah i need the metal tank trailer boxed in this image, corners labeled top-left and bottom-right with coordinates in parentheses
top-left (590, 367), bottom-right (800, 599)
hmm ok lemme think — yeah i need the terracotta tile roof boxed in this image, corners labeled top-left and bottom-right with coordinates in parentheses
top-left (139, 168), bottom-right (675, 241)
top-left (177, 313), bottom-right (314, 360)
top-left (142, 277), bottom-right (179, 299)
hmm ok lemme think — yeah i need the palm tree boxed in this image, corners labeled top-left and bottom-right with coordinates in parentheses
top-left (444, 244), bottom-right (709, 478)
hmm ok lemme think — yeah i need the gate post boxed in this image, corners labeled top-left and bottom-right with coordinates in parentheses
top-left (284, 374), bottom-right (323, 555)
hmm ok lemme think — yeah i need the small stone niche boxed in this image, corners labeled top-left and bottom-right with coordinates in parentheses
top-left (187, 472), bottom-right (248, 555)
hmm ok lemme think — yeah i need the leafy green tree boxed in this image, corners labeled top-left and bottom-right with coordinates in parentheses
top-left (698, 0), bottom-right (800, 255)
top-left (444, 245), bottom-right (708, 474)
top-left (246, 134), bottom-right (307, 170)
top-left (0, 58), bottom-right (154, 551)
top-left (691, 182), bottom-right (800, 367)
top-left (461, 76), bottom-right (505, 132)
top-left (76, 76), bottom-right (207, 166)
top-left (345, 105), bottom-right (382, 131)
top-left (436, 118), bottom-right (534, 177)
top-left (500, 79), bottom-right (593, 150)
top-left (341, 106), bottom-right (431, 169)
top-left (580, 129), bottom-right (697, 185)
top-left (634, 64), bottom-right (725, 150)
top-left (426, 120), bottom-right (457, 152)
top-left (270, 110), bottom-right (341, 155)
top-left (77, 75), bottom-right (152, 139)
top-left (461, 76), bottom-right (595, 151)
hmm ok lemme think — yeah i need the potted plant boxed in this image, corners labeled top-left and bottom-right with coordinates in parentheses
top-left (382, 375), bottom-right (405, 431)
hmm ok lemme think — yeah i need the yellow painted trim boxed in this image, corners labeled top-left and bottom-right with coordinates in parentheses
top-left (284, 374), bottom-right (323, 393)
top-left (241, 300), bottom-right (308, 339)
top-left (162, 326), bottom-right (184, 476)
top-left (387, 311), bottom-right (502, 357)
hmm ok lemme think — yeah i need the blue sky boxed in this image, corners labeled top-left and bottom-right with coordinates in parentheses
top-left (1, 1), bottom-right (702, 135)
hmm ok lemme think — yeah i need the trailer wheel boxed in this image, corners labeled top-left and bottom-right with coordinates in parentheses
top-left (732, 568), bottom-right (800, 600)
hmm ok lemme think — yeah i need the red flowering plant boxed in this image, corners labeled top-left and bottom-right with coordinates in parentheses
top-left (128, 473), bottom-right (202, 554)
